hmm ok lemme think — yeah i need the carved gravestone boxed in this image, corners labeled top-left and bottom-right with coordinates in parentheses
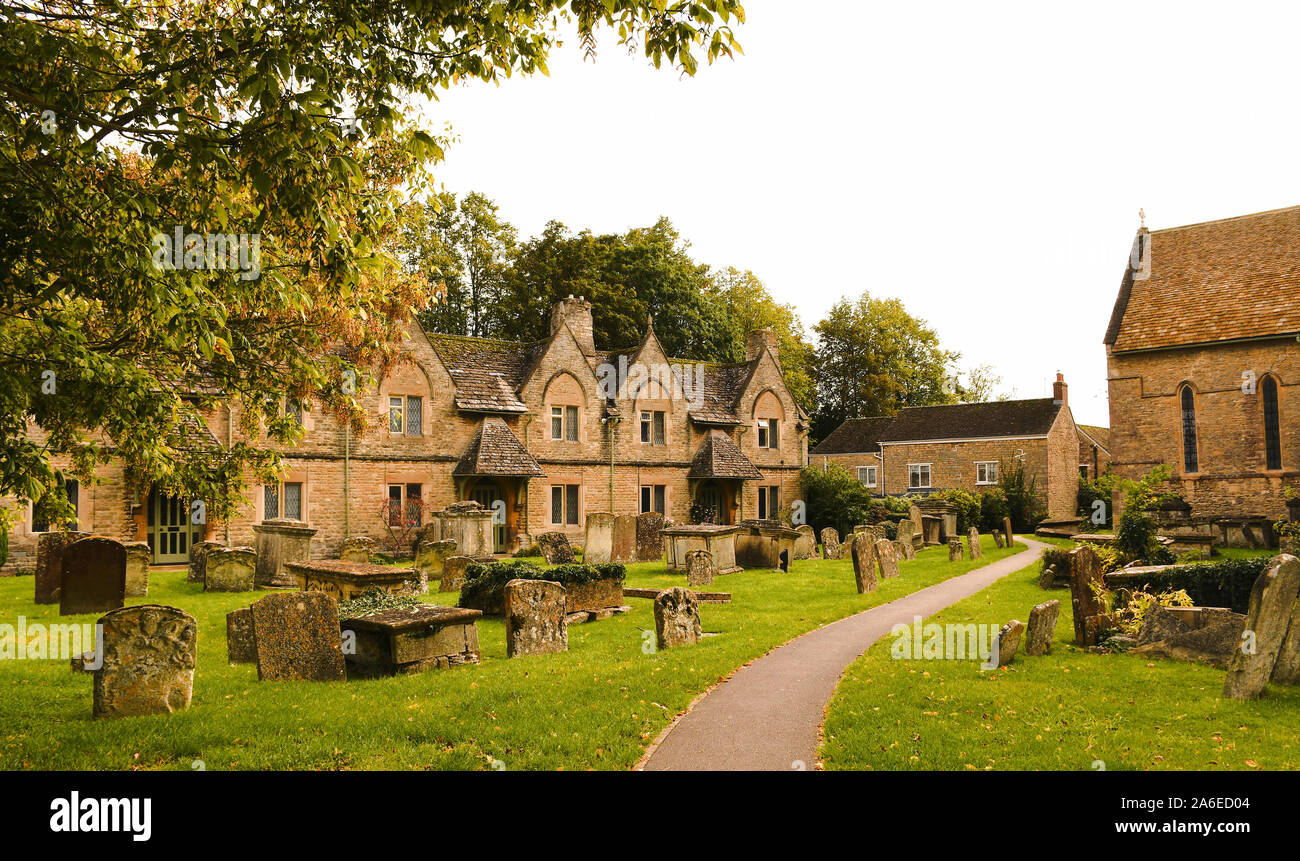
top-left (948, 538), bottom-right (964, 562)
top-left (875, 538), bottom-right (900, 580)
top-left (204, 547), bottom-right (257, 592)
top-left (93, 605), bottom-right (197, 719)
top-left (583, 512), bottom-right (614, 564)
top-left (654, 587), bottom-right (702, 650)
top-left (1068, 545), bottom-right (1106, 645)
top-left (439, 556), bottom-right (473, 592)
top-left (994, 619), bottom-right (1025, 667)
top-left (124, 542), bottom-right (150, 598)
top-left (611, 515), bottom-right (638, 564)
top-left (339, 536), bottom-right (375, 564)
top-left (415, 538), bottom-right (457, 591)
top-left (60, 537), bottom-right (126, 616)
top-left (820, 528), bottom-right (841, 560)
top-left (993, 530), bottom-right (1005, 549)
top-left (226, 607), bottom-right (256, 663)
top-left (504, 579), bottom-right (568, 658)
top-left (250, 592), bottom-right (346, 682)
top-left (793, 525), bottom-right (817, 560)
top-left (1002, 517), bottom-right (1015, 545)
top-left (537, 532), bottom-right (577, 565)
top-left (686, 550), bottom-right (714, 588)
top-left (189, 540), bottom-right (225, 584)
top-left (35, 530), bottom-right (89, 604)
top-left (636, 512), bottom-right (665, 562)
top-left (1224, 555), bottom-right (1300, 700)
top-left (851, 535), bottom-right (878, 594)
top-left (967, 527), bottom-right (983, 560)
top-left (1024, 600), bottom-right (1060, 656)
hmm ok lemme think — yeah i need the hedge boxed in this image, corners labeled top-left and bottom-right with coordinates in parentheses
top-left (1113, 557), bottom-right (1271, 614)
top-left (457, 560), bottom-right (626, 610)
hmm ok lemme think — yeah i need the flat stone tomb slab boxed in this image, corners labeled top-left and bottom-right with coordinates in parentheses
top-left (340, 605), bottom-right (482, 677)
top-left (285, 560), bottom-right (420, 602)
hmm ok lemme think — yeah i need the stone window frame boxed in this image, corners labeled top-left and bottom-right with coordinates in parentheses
top-left (908, 463), bottom-right (932, 490)
top-left (1179, 384), bottom-right (1199, 474)
top-left (548, 404), bottom-right (581, 442)
top-left (386, 482), bottom-right (423, 527)
top-left (386, 394), bottom-right (424, 437)
top-left (752, 390), bottom-right (785, 451)
top-left (640, 483), bottom-right (668, 515)
top-left (548, 482), bottom-right (582, 527)
top-left (1262, 374), bottom-right (1282, 471)
top-left (856, 465), bottom-right (877, 488)
top-left (757, 484), bottom-right (781, 520)
top-left (975, 461), bottom-right (999, 485)
top-left (262, 479), bottom-right (305, 522)
top-left (639, 409), bottom-right (668, 446)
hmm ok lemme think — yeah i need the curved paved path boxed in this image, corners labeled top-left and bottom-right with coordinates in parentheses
top-left (639, 537), bottom-right (1047, 771)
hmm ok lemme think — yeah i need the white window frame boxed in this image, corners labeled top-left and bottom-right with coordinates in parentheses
top-left (388, 396), bottom-right (404, 434)
top-left (640, 410), bottom-right (666, 445)
top-left (857, 466), bottom-right (877, 488)
top-left (975, 461), bottom-right (998, 485)
top-left (908, 463), bottom-right (931, 490)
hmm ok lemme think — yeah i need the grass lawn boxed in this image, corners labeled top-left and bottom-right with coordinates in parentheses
top-left (0, 537), bottom-right (1023, 771)
top-left (819, 551), bottom-right (1300, 771)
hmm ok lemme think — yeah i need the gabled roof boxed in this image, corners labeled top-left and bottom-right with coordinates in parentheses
top-left (1105, 206), bottom-right (1300, 353)
top-left (878, 399), bottom-right (1064, 443)
top-left (688, 429), bottom-right (763, 479)
top-left (1077, 424), bottom-right (1110, 452)
top-left (810, 416), bottom-right (893, 455)
top-left (427, 334), bottom-right (544, 414)
top-left (453, 417), bottom-right (545, 477)
top-left (681, 361), bottom-right (753, 425)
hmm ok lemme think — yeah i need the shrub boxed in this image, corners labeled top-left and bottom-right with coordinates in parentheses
top-left (1117, 556), bottom-right (1270, 614)
top-left (0, 528), bottom-right (7, 569)
top-left (1110, 588), bottom-right (1194, 636)
top-left (977, 488), bottom-right (1009, 534)
top-left (800, 464), bottom-right (877, 538)
top-left (1077, 470), bottom-right (1117, 527)
top-left (457, 560), bottom-right (625, 611)
top-left (338, 588), bottom-right (424, 619)
top-left (935, 488), bottom-right (979, 534)
top-left (998, 459), bottom-right (1046, 532)
top-left (1115, 465), bottom-right (1176, 563)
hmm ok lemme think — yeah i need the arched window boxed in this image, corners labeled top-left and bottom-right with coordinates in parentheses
top-left (1180, 385), bottom-right (1198, 473)
top-left (1263, 376), bottom-right (1281, 470)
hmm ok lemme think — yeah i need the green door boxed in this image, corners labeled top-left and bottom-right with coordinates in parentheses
top-left (469, 483), bottom-right (506, 554)
top-left (147, 490), bottom-right (201, 564)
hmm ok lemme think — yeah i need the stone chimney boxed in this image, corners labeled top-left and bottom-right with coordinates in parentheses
top-left (745, 330), bottom-right (779, 362)
top-left (550, 295), bottom-right (596, 354)
top-left (1052, 371), bottom-right (1068, 406)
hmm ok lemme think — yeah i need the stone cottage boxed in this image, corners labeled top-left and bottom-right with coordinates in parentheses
top-left (3, 297), bottom-right (808, 569)
top-left (1104, 205), bottom-right (1299, 525)
top-left (810, 375), bottom-right (1082, 519)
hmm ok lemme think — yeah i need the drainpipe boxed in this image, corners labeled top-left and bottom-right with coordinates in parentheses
top-left (608, 416), bottom-right (619, 513)
top-left (225, 406), bottom-right (233, 544)
top-left (521, 414), bottom-right (533, 543)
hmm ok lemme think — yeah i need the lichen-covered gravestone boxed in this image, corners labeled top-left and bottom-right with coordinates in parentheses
top-left (993, 530), bottom-right (1005, 549)
top-left (994, 619), bottom-right (1025, 667)
top-left (875, 538), bottom-right (900, 580)
top-left (250, 592), bottom-right (346, 682)
top-left (612, 515), bottom-right (638, 564)
top-left (636, 512), bottom-right (665, 562)
top-left (414, 538), bottom-right (456, 592)
top-left (686, 550), bottom-right (714, 588)
top-left (895, 539), bottom-right (915, 561)
top-left (1223, 555), bottom-right (1300, 700)
top-left (504, 579), bottom-right (568, 658)
top-left (204, 547), bottom-right (257, 592)
top-left (1002, 517), bottom-right (1014, 545)
top-left (851, 535), bottom-right (878, 593)
top-left (339, 536), bottom-right (375, 564)
top-left (34, 530), bottom-right (89, 605)
top-left (60, 537), bottom-right (126, 616)
top-left (1273, 603), bottom-right (1300, 685)
top-left (1024, 600), bottom-right (1060, 656)
top-left (439, 556), bottom-right (472, 592)
top-left (1068, 545), bottom-right (1106, 645)
top-left (947, 538), bottom-right (963, 562)
top-left (820, 528), bottom-right (841, 560)
top-left (966, 527), bottom-right (983, 560)
top-left (188, 540), bottom-right (226, 584)
top-left (583, 512), bottom-right (614, 564)
top-left (536, 532), bottom-right (576, 565)
top-left (793, 525), bottom-right (816, 560)
top-left (93, 605), bottom-right (197, 719)
top-left (226, 607), bottom-right (256, 663)
top-left (654, 587), bottom-right (701, 650)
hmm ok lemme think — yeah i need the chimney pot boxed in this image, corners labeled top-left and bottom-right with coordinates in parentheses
top-left (1053, 372), bottom-right (1068, 406)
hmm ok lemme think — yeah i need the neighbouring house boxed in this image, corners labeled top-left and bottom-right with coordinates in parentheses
top-left (1104, 205), bottom-right (1299, 527)
top-left (1077, 424), bottom-right (1111, 480)
top-left (2, 296), bottom-right (808, 571)
top-left (810, 374), bottom-right (1083, 520)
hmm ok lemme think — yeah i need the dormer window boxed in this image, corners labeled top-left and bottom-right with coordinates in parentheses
top-left (551, 405), bottom-right (578, 441)
top-left (389, 395), bottom-right (423, 436)
top-left (640, 410), bottom-right (666, 445)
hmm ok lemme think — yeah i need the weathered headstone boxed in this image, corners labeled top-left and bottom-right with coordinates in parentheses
top-left (1024, 600), bottom-right (1060, 656)
top-left (1273, 604), bottom-right (1300, 685)
top-left (1068, 545), bottom-right (1106, 645)
top-left (252, 520), bottom-right (316, 588)
top-left (583, 512), bottom-right (614, 564)
top-left (612, 514), bottom-right (638, 564)
top-left (1002, 517), bottom-right (1014, 545)
top-left (188, 540), bottom-right (225, 584)
top-left (204, 547), bottom-right (257, 592)
top-left (226, 607), bottom-right (256, 663)
top-left (851, 535), bottom-right (878, 593)
top-left (947, 538), bottom-right (964, 562)
top-left (994, 619), bottom-right (1025, 667)
top-left (1131, 604), bottom-right (1245, 667)
top-left (820, 527), bottom-right (841, 560)
top-left (439, 555), bottom-right (472, 592)
top-left (60, 537), bottom-right (126, 616)
top-left (908, 505), bottom-right (923, 531)
top-left (993, 530), bottom-right (1005, 549)
top-left (536, 531), bottom-right (577, 565)
top-left (793, 525), bottom-right (817, 560)
top-left (415, 538), bottom-right (456, 590)
top-left (35, 530), bottom-right (89, 604)
top-left (654, 587), bottom-right (701, 650)
top-left (636, 512), bottom-right (665, 562)
top-left (93, 605), bottom-right (196, 719)
top-left (686, 550), bottom-right (714, 588)
top-left (896, 518), bottom-right (916, 550)
top-left (896, 538), bottom-right (916, 561)
top-left (250, 592), bottom-right (346, 682)
top-left (875, 538), bottom-right (900, 580)
top-left (1224, 555), bottom-right (1300, 699)
top-left (339, 536), bottom-right (375, 564)
top-left (504, 579), bottom-right (568, 658)
top-left (123, 542), bottom-right (150, 598)
top-left (967, 527), bottom-right (983, 560)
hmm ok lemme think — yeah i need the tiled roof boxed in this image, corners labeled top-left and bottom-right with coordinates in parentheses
top-left (1105, 206), bottom-right (1300, 353)
top-left (810, 416), bottom-right (894, 455)
top-left (878, 399), bottom-right (1063, 443)
top-left (1077, 424), bottom-right (1110, 451)
top-left (428, 334), bottom-right (543, 414)
top-left (687, 429), bottom-right (763, 479)
top-left (453, 417), bottom-right (545, 477)
top-left (681, 361), bottom-right (752, 425)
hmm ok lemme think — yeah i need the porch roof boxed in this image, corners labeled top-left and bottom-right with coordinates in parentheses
top-left (687, 429), bottom-right (764, 480)
top-left (453, 417), bottom-right (545, 477)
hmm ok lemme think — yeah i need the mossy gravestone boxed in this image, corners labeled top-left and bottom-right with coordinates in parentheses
top-left (93, 605), bottom-right (196, 719)
top-left (851, 535), bottom-right (877, 594)
top-left (820, 528), bottom-right (841, 560)
top-left (654, 587), bottom-right (701, 650)
top-left (504, 579), bottom-right (568, 658)
top-left (1223, 555), bottom-right (1300, 700)
top-left (875, 538), bottom-right (900, 580)
top-left (1024, 600), bottom-right (1060, 656)
top-left (251, 592), bottom-right (346, 682)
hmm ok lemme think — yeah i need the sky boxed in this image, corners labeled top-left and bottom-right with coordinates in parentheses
top-left (417, 0), bottom-right (1300, 428)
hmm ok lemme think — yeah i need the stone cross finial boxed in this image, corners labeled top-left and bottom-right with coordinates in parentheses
top-left (1139, 208), bottom-right (1146, 228)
